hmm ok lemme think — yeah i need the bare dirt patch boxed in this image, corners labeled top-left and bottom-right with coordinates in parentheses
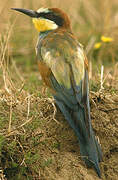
top-left (0, 89), bottom-right (118, 180)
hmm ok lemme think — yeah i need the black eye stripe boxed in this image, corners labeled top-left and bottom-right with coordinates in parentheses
top-left (38, 12), bottom-right (64, 26)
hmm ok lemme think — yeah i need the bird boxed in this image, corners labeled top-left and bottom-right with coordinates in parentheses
top-left (11, 7), bottom-right (103, 177)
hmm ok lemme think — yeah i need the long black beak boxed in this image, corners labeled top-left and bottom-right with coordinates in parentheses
top-left (11, 8), bottom-right (39, 18)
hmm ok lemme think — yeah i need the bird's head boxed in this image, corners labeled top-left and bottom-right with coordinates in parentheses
top-left (11, 7), bottom-right (71, 33)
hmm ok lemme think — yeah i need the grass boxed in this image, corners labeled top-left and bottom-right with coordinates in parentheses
top-left (0, 0), bottom-right (118, 179)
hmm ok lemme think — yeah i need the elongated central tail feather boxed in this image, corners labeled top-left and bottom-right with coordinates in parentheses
top-left (55, 97), bottom-right (102, 178)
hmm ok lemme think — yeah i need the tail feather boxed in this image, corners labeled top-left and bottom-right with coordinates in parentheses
top-left (55, 97), bottom-right (102, 178)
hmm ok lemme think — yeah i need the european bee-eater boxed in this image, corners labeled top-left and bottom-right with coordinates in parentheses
top-left (12, 7), bottom-right (102, 177)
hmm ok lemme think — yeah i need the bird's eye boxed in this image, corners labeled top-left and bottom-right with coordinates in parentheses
top-left (38, 12), bottom-right (63, 26)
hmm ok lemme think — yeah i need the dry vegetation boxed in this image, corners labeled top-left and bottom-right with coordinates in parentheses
top-left (0, 0), bottom-right (118, 180)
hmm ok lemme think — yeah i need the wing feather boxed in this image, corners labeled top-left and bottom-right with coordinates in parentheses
top-left (39, 31), bottom-right (90, 132)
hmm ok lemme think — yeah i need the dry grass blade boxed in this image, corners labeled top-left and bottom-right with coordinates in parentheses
top-left (0, 18), bottom-right (16, 67)
top-left (0, 169), bottom-right (7, 180)
top-left (47, 98), bottom-right (61, 125)
top-left (6, 116), bottom-right (33, 137)
top-left (100, 65), bottom-right (104, 91)
top-left (8, 96), bottom-right (13, 133)
top-left (26, 93), bottom-right (31, 119)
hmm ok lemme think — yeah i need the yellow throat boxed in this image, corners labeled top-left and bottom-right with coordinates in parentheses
top-left (32, 18), bottom-right (58, 32)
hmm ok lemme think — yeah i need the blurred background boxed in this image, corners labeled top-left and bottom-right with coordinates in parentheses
top-left (0, 1), bottom-right (118, 179)
top-left (0, 0), bottom-right (118, 92)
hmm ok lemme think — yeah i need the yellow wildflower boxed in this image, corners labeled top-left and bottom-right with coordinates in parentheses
top-left (101, 36), bottom-right (113, 42)
top-left (94, 42), bottom-right (102, 49)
